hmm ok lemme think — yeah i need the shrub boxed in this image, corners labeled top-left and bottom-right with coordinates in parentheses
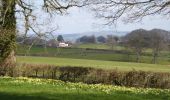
top-left (59, 66), bottom-right (92, 82)
top-left (8, 63), bottom-right (170, 89)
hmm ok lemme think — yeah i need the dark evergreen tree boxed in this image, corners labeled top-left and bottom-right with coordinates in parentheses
top-left (57, 35), bottom-right (64, 42)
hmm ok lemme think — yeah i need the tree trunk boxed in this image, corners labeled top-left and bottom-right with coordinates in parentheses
top-left (2, 50), bottom-right (16, 66)
top-left (152, 50), bottom-right (158, 64)
top-left (136, 52), bottom-right (140, 63)
top-left (0, 0), bottom-right (16, 76)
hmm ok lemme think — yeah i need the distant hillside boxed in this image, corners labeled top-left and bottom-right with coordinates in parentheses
top-left (16, 31), bottom-right (128, 44)
top-left (60, 31), bottom-right (128, 42)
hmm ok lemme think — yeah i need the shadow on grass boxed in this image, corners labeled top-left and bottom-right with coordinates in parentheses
top-left (0, 91), bottom-right (148, 100)
top-left (0, 91), bottom-right (169, 100)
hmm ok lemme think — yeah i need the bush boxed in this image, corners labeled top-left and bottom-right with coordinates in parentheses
top-left (59, 67), bottom-right (92, 82)
top-left (8, 63), bottom-right (170, 89)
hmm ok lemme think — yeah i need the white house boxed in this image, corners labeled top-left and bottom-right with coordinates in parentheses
top-left (58, 42), bottom-right (69, 47)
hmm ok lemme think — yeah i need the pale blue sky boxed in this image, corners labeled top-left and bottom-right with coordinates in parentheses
top-left (55, 7), bottom-right (170, 33)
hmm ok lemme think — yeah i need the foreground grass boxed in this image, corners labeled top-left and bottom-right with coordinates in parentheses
top-left (17, 56), bottom-right (170, 72)
top-left (0, 77), bottom-right (169, 100)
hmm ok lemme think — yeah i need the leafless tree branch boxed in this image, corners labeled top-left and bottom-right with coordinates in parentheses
top-left (89, 0), bottom-right (170, 24)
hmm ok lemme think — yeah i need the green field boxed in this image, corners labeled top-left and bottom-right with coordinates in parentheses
top-left (17, 45), bottom-right (170, 64)
top-left (0, 77), bottom-right (169, 100)
top-left (76, 43), bottom-right (126, 50)
top-left (17, 56), bottom-right (170, 72)
top-left (76, 43), bottom-right (111, 49)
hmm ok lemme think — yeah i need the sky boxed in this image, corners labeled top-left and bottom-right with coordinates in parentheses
top-left (17, 1), bottom-right (170, 35)
top-left (55, 7), bottom-right (170, 34)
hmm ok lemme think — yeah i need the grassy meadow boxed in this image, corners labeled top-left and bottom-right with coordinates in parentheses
top-left (16, 44), bottom-right (170, 72)
top-left (17, 44), bottom-right (170, 64)
top-left (0, 77), bottom-right (169, 100)
top-left (76, 43), bottom-right (125, 50)
top-left (17, 56), bottom-right (170, 72)
top-left (76, 43), bottom-right (111, 49)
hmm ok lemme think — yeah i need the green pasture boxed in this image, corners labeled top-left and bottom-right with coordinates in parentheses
top-left (17, 45), bottom-right (170, 64)
top-left (17, 56), bottom-right (170, 72)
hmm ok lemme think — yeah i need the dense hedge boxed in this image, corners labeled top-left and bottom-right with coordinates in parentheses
top-left (2, 63), bottom-right (170, 89)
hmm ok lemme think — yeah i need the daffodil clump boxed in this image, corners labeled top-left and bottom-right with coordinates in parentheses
top-left (1, 76), bottom-right (170, 96)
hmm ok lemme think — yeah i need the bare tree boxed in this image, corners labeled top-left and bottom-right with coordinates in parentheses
top-left (106, 35), bottom-right (118, 50)
top-left (149, 29), bottom-right (167, 64)
top-left (123, 29), bottom-right (149, 62)
top-left (0, 0), bottom-right (87, 74)
top-left (89, 0), bottom-right (170, 25)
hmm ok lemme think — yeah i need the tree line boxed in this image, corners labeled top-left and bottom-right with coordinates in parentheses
top-left (77, 35), bottom-right (119, 43)
top-left (123, 29), bottom-right (170, 63)
top-left (76, 28), bottom-right (170, 64)
top-left (16, 35), bottom-right (66, 47)
top-left (76, 35), bottom-right (119, 50)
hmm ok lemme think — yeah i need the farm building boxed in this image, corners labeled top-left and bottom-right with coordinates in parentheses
top-left (59, 42), bottom-right (69, 47)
